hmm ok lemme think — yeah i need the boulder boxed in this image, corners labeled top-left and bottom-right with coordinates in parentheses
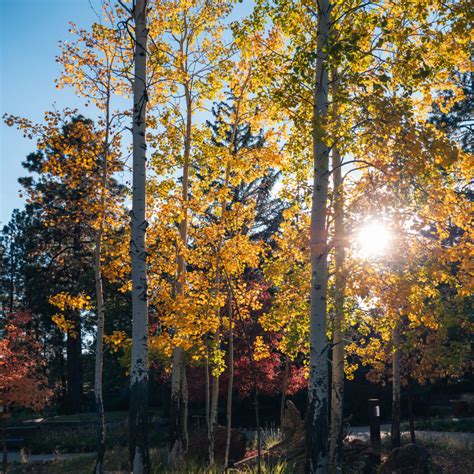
top-left (343, 438), bottom-right (379, 474)
top-left (281, 400), bottom-right (304, 440)
top-left (380, 443), bottom-right (431, 474)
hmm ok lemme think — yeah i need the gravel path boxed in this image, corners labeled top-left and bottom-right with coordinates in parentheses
top-left (348, 425), bottom-right (474, 450)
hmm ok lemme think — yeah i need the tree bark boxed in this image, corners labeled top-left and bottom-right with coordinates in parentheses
top-left (209, 374), bottom-right (219, 466)
top-left (54, 328), bottom-right (66, 399)
top-left (9, 236), bottom-right (14, 313)
top-left (129, 1), bottom-right (149, 472)
top-left (329, 80), bottom-right (345, 466)
top-left (306, 0), bottom-right (331, 472)
top-left (205, 349), bottom-right (211, 436)
top-left (208, 162), bottom-right (230, 467)
top-left (280, 356), bottom-right (290, 437)
top-left (2, 410), bottom-right (8, 474)
top-left (408, 382), bottom-right (416, 443)
top-left (391, 321), bottom-right (401, 449)
top-left (169, 347), bottom-right (187, 466)
top-left (224, 292), bottom-right (234, 469)
top-left (208, 289), bottom-right (222, 467)
top-left (94, 74), bottom-right (111, 474)
top-left (94, 236), bottom-right (106, 474)
top-left (66, 224), bottom-right (84, 415)
top-left (66, 318), bottom-right (82, 414)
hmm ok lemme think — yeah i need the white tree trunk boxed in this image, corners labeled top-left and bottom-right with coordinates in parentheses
top-left (391, 320), bottom-right (401, 448)
top-left (329, 75), bottom-right (346, 467)
top-left (129, 1), bottom-right (149, 472)
top-left (329, 144), bottom-right (345, 466)
top-left (208, 162), bottom-right (230, 467)
top-left (169, 347), bottom-right (187, 467)
top-left (94, 229), bottom-right (106, 474)
top-left (208, 373), bottom-right (219, 466)
top-left (168, 87), bottom-right (192, 468)
top-left (280, 356), bottom-right (290, 437)
top-left (306, 0), bottom-right (331, 472)
top-left (224, 292), bottom-right (234, 468)
top-left (94, 77), bottom-right (111, 474)
top-left (205, 348), bottom-right (211, 435)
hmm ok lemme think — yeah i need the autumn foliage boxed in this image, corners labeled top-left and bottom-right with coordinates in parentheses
top-left (0, 312), bottom-right (51, 411)
top-left (0, 0), bottom-right (472, 471)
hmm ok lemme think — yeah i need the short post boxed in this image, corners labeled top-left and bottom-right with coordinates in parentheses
top-left (369, 399), bottom-right (381, 463)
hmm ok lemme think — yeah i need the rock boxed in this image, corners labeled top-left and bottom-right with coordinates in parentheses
top-left (234, 402), bottom-right (306, 471)
top-left (281, 400), bottom-right (304, 439)
top-left (343, 438), bottom-right (379, 474)
top-left (187, 426), bottom-right (247, 465)
top-left (380, 443), bottom-right (431, 474)
top-left (450, 399), bottom-right (469, 417)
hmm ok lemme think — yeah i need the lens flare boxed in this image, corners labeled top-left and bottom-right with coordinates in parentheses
top-left (356, 221), bottom-right (393, 259)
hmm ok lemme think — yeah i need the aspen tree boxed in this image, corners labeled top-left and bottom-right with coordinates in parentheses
top-left (307, 0), bottom-right (331, 471)
top-left (139, 2), bottom-right (232, 465)
top-left (224, 291), bottom-right (234, 468)
top-left (329, 76), bottom-right (345, 467)
top-left (129, 0), bottom-right (150, 471)
top-left (391, 318), bottom-right (401, 448)
top-left (57, 15), bottom-right (126, 471)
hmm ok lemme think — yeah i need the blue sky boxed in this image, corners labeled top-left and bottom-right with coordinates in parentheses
top-left (0, 0), bottom-right (251, 348)
top-left (0, 0), bottom-right (254, 226)
top-left (0, 0), bottom-right (101, 226)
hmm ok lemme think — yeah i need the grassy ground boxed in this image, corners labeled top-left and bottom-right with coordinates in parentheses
top-left (9, 409), bottom-right (164, 425)
top-left (401, 417), bottom-right (474, 433)
top-left (6, 449), bottom-right (295, 474)
top-left (23, 424), bottom-right (165, 454)
top-left (7, 417), bottom-right (473, 472)
top-left (23, 408), bottom-right (163, 424)
top-left (8, 409), bottom-right (164, 454)
top-left (7, 443), bottom-right (473, 474)
top-left (425, 444), bottom-right (474, 473)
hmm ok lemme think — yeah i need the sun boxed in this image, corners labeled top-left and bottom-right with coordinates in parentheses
top-left (355, 221), bottom-right (393, 259)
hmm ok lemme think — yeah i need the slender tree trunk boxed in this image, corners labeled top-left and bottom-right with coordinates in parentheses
top-left (94, 82), bottom-right (111, 474)
top-left (205, 350), bottom-right (211, 436)
top-left (280, 356), bottom-right (290, 437)
top-left (224, 292), bottom-right (234, 468)
top-left (208, 288), bottom-right (222, 468)
top-left (169, 347), bottom-right (186, 466)
top-left (66, 224), bottom-right (83, 415)
top-left (182, 364), bottom-right (189, 446)
top-left (209, 374), bottom-right (219, 466)
top-left (306, 0), bottom-right (331, 472)
top-left (209, 163), bottom-right (230, 467)
top-left (93, 220), bottom-right (106, 470)
top-left (66, 318), bottom-right (82, 414)
top-left (391, 321), bottom-right (401, 449)
top-left (129, 1), bottom-right (149, 472)
top-left (54, 328), bottom-right (66, 399)
top-left (168, 87), bottom-right (192, 468)
top-left (229, 281), bottom-right (262, 473)
top-left (329, 82), bottom-right (346, 466)
top-left (9, 237), bottom-right (14, 313)
top-left (94, 236), bottom-right (106, 473)
top-left (408, 382), bottom-right (416, 443)
top-left (2, 410), bottom-right (7, 474)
